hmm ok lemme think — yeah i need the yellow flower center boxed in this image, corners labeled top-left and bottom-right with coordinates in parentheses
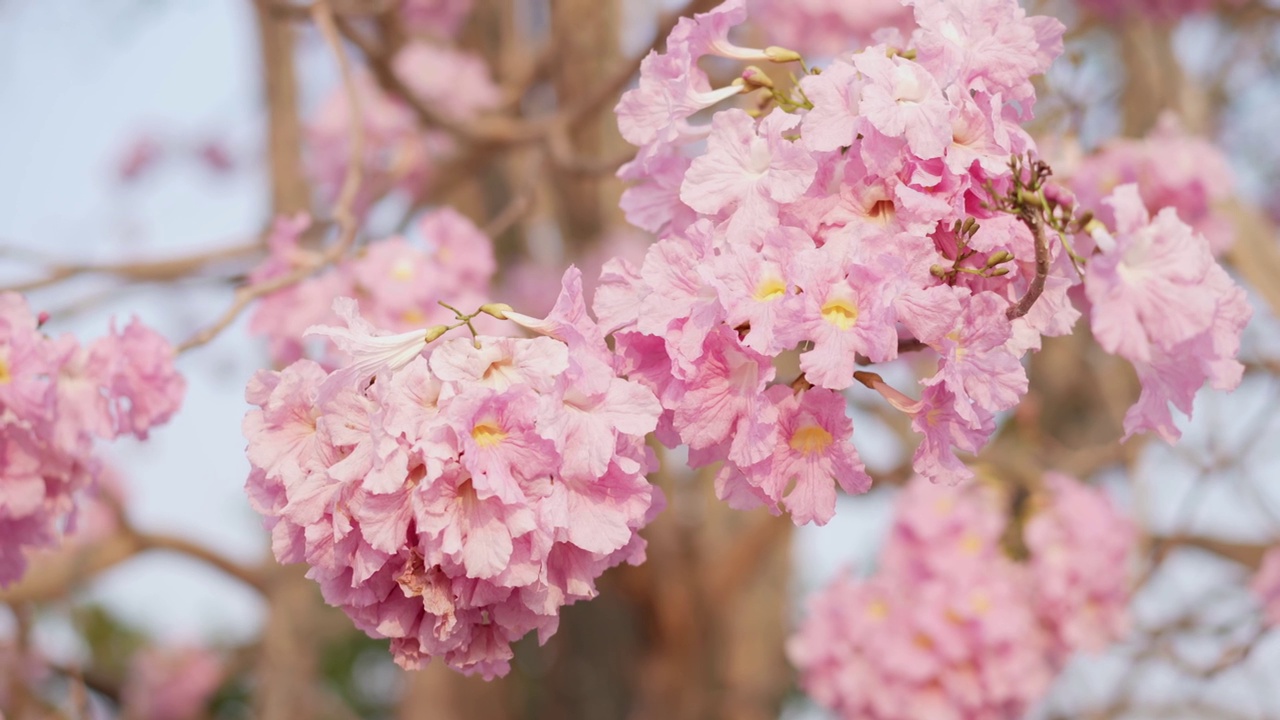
top-left (946, 330), bottom-right (966, 359)
top-left (866, 599), bottom-right (889, 621)
top-left (820, 297), bottom-right (859, 330)
top-left (0, 357), bottom-right (10, 384)
top-left (391, 259), bottom-right (415, 281)
top-left (789, 424), bottom-right (834, 455)
top-left (959, 533), bottom-right (983, 555)
top-left (753, 277), bottom-right (787, 302)
top-left (471, 422), bottom-right (507, 448)
top-left (402, 308), bottom-right (426, 325)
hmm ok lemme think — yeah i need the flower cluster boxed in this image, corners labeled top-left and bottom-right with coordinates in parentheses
top-left (248, 208), bottom-right (498, 368)
top-left (243, 269), bottom-right (663, 677)
top-left (0, 294), bottom-right (185, 586)
top-left (605, 0), bottom-right (1249, 510)
top-left (121, 645), bottom-right (226, 720)
top-left (1067, 114), bottom-right (1236, 255)
top-left (789, 473), bottom-right (1134, 720)
top-left (400, 0), bottom-right (474, 39)
top-left (307, 39), bottom-right (500, 210)
top-left (1082, 184), bottom-right (1250, 443)
top-left (607, 0), bottom-right (1068, 504)
top-left (749, 0), bottom-right (915, 57)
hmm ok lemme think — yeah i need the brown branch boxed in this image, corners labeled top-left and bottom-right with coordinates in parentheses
top-left (1006, 209), bottom-right (1049, 321)
top-left (2, 241), bottom-right (262, 294)
top-left (255, 0), bottom-right (311, 214)
top-left (334, 17), bottom-right (548, 145)
top-left (1150, 534), bottom-right (1272, 571)
top-left (130, 531), bottom-right (268, 594)
top-left (178, 0), bottom-right (366, 354)
top-left (264, 0), bottom-right (397, 20)
top-left (705, 512), bottom-right (791, 604)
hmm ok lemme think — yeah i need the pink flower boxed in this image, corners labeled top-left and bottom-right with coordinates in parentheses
top-left (393, 42), bottom-right (501, 122)
top-left (791, 245), bottom-right (899, 389)
top-left (922, 289), bottom-right (1027, 426)
top-left (1025, 473), bottom-right (1134, 658)
top-left (750, 0), bottom-right (915, 57)
top-left (853, 49), bottom-right (951, 160)
top-left (0, 295), bottom-right (183, 587)
top-left (910, 0), bottom-right (1064, 116)
top-left (244, 274), bottom-right (661, 678)
top-left (400, 0), bottom-right (473, 37)
top-left (791, 473), bottom-right (1132, 720)
top-left (707, 227), bottom-right (807, 355)
top-left (1085, 185), bottom-right (1217, 364)
top-left (680, 109), bottom-right (818, 243)
top-left (757, 386), bottom-right (872, 525)
top-left (88, 317), bottom-right (186, 440)
top-left (1067, 113), bottom-right (1236, 255)
top-left (618, 145), bottom-right (697, 235)
top-left (1084, 185), bottom-right (1249, 442)
top-left (799, 60), bottom-right (864, 153)
top-left (672, 326), bottom-right (778, 467)
top-left (306, 297), bottom-right (432, 393)
top-left (615, 50), bottom-right (742, 148)
top-left (122, 646), bottom-right (225, 720)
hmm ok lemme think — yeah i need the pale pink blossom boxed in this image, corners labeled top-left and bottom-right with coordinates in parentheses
top-left (244, 273), bottom-right (661, 678)
top-left (680, 109), bottom-right (818, 243)
top-left (122, 646), bottom-right (225, 720)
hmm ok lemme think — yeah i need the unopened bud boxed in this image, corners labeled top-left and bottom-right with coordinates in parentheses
top-left (1017, 188), bottom-right (1045, 209)
top-left (985, 250), bottom-right (1014, 267)
top-left (989, 267), bottom-right (1011, 277)
top-left (764, 46), bottom-right (803, 64)
top-left (479, 303), bottom-right (513, 320)
top-left (741, 66), bottom-right (774, 90)
top-left (424, 325), bottom-right (450, 343)
top-left (36, 310), bottom-right (50, 327)
top-left (1084, 218), bottom-right (1105, 235)
top-left (962, 217), bottom-right (979, 236)
top-left (930, 264), bottom-right (949, 278)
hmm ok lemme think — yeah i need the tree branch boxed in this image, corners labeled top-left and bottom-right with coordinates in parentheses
top-left (177, 0), bottom-right (366, 354)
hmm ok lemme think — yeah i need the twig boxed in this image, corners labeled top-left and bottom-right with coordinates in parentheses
top-left (1, 241), bottom-right (262, 294)
top-left (177, 0), bottom-right (366, 354)
top-left (1006, 207), bottom-right (1049, 320)
top-left (129, 531), bottom-right (268, 594)
top-left (334, 17), bottom-right (547, 145)
top-left (481, 189), bottom-right (534, 239)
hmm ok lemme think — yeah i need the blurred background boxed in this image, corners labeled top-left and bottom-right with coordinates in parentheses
top-left (2, 0), bottom-right (1280, 718)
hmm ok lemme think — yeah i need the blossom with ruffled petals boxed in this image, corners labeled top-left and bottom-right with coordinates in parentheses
top-left (244, 269), bottom-right (662, 678)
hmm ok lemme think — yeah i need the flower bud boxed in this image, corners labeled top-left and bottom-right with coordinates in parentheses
top-left (985, 250), bottom-right (1014, 267)
top-left (741, 66), bottom-right (774, 90)
top-left (764, 46), bottom-right (803, 63)
top-left (479, 303), bottom-right (513, 320)
top-left (425, 325), bottom-right (450, 343)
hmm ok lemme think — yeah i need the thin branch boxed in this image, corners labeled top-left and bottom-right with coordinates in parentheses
top-left (559, 0), bottom-right (724, 130)
top-left (1006, 208), bottom-right (1049, 321)
top-left (130, 531), bottom-right (268, 594)
top-left (177, 0), bottom-right (366, 354)
top-left (334, 17), bottom-right (547, 145)
top-left (705, 512), bottom-right (791, 604)
top-left (1, 241), bottom-right (262, 294)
